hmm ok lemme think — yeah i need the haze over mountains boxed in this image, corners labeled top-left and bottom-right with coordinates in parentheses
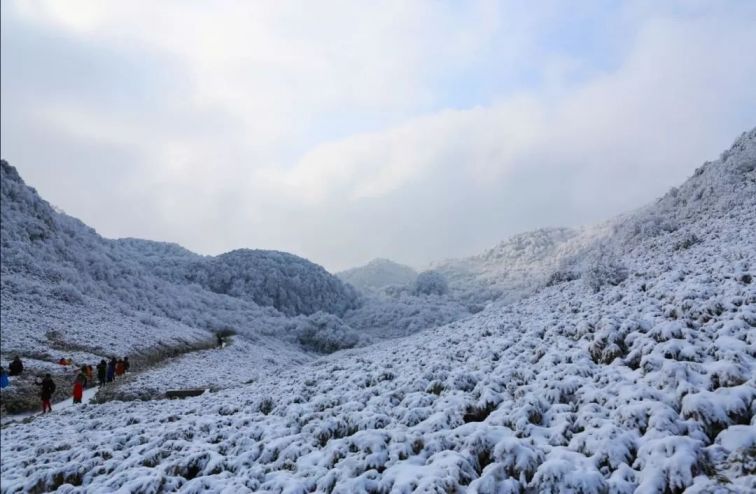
top-left (3, 153), bottom-right (611, 371)
top-left (1, 128), bottom-right (755, 492)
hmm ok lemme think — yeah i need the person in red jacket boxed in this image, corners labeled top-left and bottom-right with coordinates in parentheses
top-left (72, 369), bottom-right (86, 404)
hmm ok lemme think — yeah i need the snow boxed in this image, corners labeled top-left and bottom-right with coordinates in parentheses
top-left (0, 161), bottom-right (360, 364)
top-left (716, 425), bottom-right (756, 453)
top-left (1, 128), bottom-right (755, 492)
top-left (337, 258), bottom-right (418, 294)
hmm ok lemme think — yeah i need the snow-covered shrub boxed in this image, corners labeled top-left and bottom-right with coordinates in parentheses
top-left (674, 232), bottom-right (702, 251)
top-left (625, 214), bottom-right (679, 242)
top-left (582, 247), bottom-right (628, 292)
top-left (531, 450), bottom-right (607, 494)
top-left (681, 385), bottom-right (755, 439)
top-left (292, 312), bottom-right (362, 353)
top-left (635, 436), bottom-right (703, 493)
top-left (48, 282), bottom-right (84, 304)
top-left (344, 293), bottom-right (469, 339)
top-left (413, 270), bottom-right (449, 296)
top-left (491, 436), bottom-right (543, 482)
top-left (545, 269), bottom-right (580, 287)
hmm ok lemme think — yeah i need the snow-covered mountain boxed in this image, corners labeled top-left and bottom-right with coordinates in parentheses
top-left (2, 129), bottom-right (754, 492)
top-left (430, 225), bottom-right (613, 305)
top-left (0, 161), bottom-right (361, 386)
top-left (186, 249), bottom-right (359, 317)
top-left (338, 258), bottom-right (418, 294)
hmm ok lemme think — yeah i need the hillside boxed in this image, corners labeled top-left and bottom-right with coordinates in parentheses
top-left (338, 258), bottom-right (418, 294)
top-left (430, 225), bottom-right (613, 305)
top-left (1, 130), bottom-right (753, 492)
top-left (0, 161), bottom-right (364, 409)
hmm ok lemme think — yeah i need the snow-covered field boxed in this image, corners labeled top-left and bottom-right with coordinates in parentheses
top-left (1, 129), bottom-right (755, 492)
top-left (100, 337), bottom-right (312, 402)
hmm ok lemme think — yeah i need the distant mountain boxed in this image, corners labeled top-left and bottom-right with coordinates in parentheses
top-left (186, 249), bottom-right (359, 317)
top-left (0, 161), bottom-right (360, 368)
top-left (430, 225), bottom-right (611, 304)
top-left (337, 258), bottom-right (418, 293)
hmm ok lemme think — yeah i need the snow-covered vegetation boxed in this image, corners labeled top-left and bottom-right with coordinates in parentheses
top-left (1, 128), bottom-right (755, 492)
top-left (338, 258), bottom-right (418, 294)
top-left (0, 161), bottom-right (362, 359)
top-left (432, 225), bottom-right (613, 305)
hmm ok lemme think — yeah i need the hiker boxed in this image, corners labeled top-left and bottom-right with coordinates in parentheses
top-left (0, 366), bottom-right (9, 389)
top-left (85, 365), bottom-right (94, 386)
top-left (73, 368), bottom-right (86, 404)
top-left (9, 356), bottom-right (23, 376)
top-left (123, 357), bottom-right (130, 373)
top-left (217, 333), bottom-right (224, 348)
top-left (107, 358), bottom-right (116, 382)
top-left (97, 360), bottom-right (107, 386)
top-left (58, 357), bottom-right (67, 366)
top-left (36, 374), bottom-right (56, 413)
top-left (115, 359), bottom-right (125, 377)
top-left (97, 360), bottom-right (107, 385)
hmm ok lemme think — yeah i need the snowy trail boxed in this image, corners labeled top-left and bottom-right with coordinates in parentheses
top-left (100, 334), bottom-right (312, 402)
top-left (1, 339), bottom-right (233, 424)
top-left (1, 386), bottom-right (98, 426)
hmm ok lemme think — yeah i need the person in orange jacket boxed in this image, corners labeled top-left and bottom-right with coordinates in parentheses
top-left (72, 368), bottom-right (86, 404)
top-left (115, 359), bottom-right (125, 376)
top-left (84, 365), bottom-right (94, 386)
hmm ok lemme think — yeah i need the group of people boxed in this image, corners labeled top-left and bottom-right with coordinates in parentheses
top-left (96, 356), bottom-right (130, 386)
top-left (1, 355), bottom-right (133, 413)
top-left (50, 356), bottom-right (132, 410)
top-left (0, 356), bottom-right (24, 390)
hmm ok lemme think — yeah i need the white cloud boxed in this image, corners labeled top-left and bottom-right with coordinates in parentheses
top-left (2, 1), bottom-right (755, 271)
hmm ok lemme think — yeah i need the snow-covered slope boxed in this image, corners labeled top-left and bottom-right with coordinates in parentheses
top-left (186, 249), bottom-right (359, 317)
top-left (431, 225), bottom-right (612, 304)
top-left (338, 258), bottom-right (418, 294)
top-left (2, 130), bottom-right (754, 492)
top-left (0, 161), bottom-right (362, 404)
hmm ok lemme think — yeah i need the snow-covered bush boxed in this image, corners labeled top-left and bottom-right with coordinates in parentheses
top-left (185, 249), bottom-right (360, 317)
top-left (414, 270), bottom-right (449, 296)
top-left (48, 282), bottom-right (84, 304)
top-left (291, 311), bottom-right (362, 353)
top-left (582, 246), bottom-right (628, 292)
top-left (674, 232), bottom-right (702, 251)
top-left (623, 213), bottom-right (679, 243)
top-left (344, 293), bottom-right (469, 339)
top-left (545, 269), bottom-right (580, 287)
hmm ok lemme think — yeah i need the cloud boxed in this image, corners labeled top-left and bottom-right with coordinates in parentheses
top-left (1, 1), bottom-right (755, 271)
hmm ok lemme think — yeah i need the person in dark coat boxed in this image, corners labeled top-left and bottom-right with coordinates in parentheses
top-left (106, 358), bottom-right (116, 382)
top-left (9, 356), bottom-right (23, 376)
top-left (73, 369), bottom-right (86, 404)
top-left (37, 374), bottom-right (56, 413)
top-left (123, 357), bottom-right (130, 373)
top-left (217, 333), bottom-right (224, 348)
top-left (97, 360), bottom-right (107, 386)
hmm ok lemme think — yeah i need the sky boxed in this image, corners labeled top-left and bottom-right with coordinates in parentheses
top-left (2, 1), bottom-right (755, 272)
